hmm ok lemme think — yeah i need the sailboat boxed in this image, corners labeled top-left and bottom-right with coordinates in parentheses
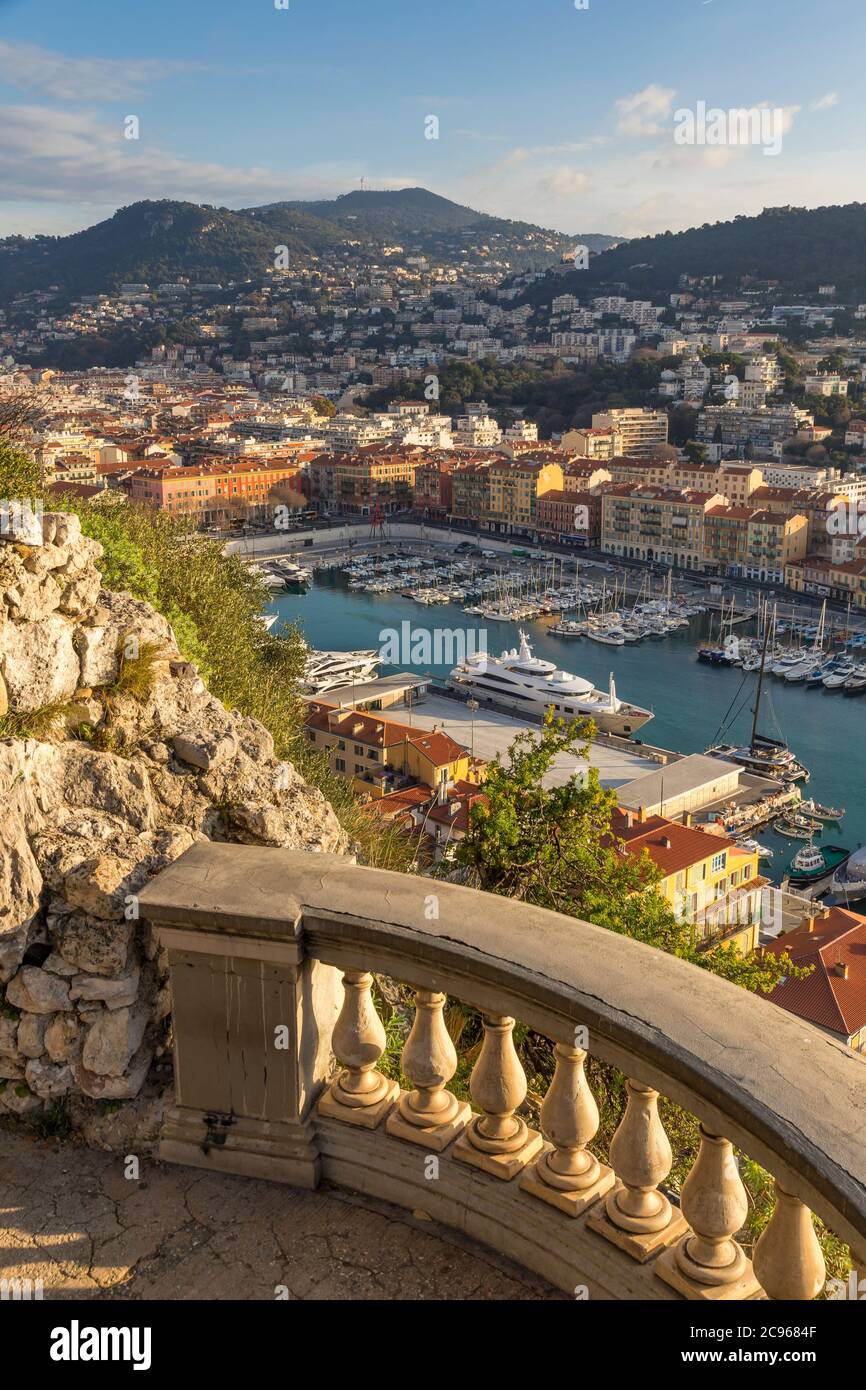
top-left (707, 623), bottom-right (809, 782)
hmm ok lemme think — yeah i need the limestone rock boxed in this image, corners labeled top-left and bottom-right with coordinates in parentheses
top-left (25, 1057), bottom-right (73, 1098)
top-left (172, 731), bottom-right (238, 772)
top-left (0, 614), bottom-right (80, 711)
top-left (0, 1016), bottom-right (18, 1057)
top-left (82, 1003), bottom-right (148, 1076)
top-left (16, 1012), bottom-right (48, 1058)
top-left (44, 1013), bottom-right (81, 1063)
top-left (74, 1043), bottom-right (153, 1099)
top-left (70, 967), bottom-right (140, 1011)
top-left (52, 910), bottom-right (136, 978)
top-left (57, 746), bottom-right (156, 832)
top-left (74, 590), bottom-right (176, 689)
top-left (0, 818), bottom-right (42, 944)
top-left (6, 966), bottom-right (72, 1014)
top-left (0, 1081), bottom-right (42, 1113)
top-left (0, 509), bottom-right (349, 1124)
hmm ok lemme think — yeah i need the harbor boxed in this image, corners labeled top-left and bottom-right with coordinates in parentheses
top-left (264, 557), bottom-right (866, 898)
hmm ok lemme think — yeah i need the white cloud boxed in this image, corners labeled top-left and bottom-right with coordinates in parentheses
top-left (0, 41), bottom-right (198, 102)
top-left (0, 105), bottom-right (413, 218)
top-left (540, 167), bottom-right (590, 199)
top-left (811, 92), bottom-right (839, 111)
top-left (615, 84), bottom-right (676, 137)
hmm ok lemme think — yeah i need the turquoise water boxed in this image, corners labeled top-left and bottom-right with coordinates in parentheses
top-left (268, 571), bottom-right (866, 876)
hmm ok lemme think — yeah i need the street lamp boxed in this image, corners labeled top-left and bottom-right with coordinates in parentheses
top-left (466, 697), bottom-right (479, 763)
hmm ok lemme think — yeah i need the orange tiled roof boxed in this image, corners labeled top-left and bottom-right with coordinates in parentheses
top-left (764, 906), bottom-right (866, 1037)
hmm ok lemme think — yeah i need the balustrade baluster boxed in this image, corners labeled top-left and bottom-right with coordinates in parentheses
top-left (520, 1042), bottom-right (615, 1215)
top-left (385, 989), bottom-right (470, 1149)
top-left (453, 1014), bottom-right (542, 1179)
top-left (656, 1126), bottom-right (761, 1299)
top-left (317, 968), bottom-right (399, 1128)
top-left (753, 1183), bottom-right (826, 1301)
top-left (587, 1079), bottom-right (689, 1258)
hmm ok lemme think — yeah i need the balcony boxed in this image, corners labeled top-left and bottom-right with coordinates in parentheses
top-left (137, 842), bottom-right (866, 1301)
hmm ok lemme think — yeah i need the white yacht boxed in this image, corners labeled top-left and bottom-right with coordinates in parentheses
top-left (302, 649), bottom-right (380, 697)
top-left (447, 631), bottom-right (653, 737)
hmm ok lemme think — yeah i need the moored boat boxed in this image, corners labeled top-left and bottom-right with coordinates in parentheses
top-left (785, 841), bottom-right (851, 893)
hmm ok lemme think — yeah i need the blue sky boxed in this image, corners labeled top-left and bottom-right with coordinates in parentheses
top-left (0, 0), bottom-right (862, 238)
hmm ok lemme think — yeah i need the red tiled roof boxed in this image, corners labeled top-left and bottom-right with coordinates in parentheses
top-left (764, 906), bottom-right (866, 1038)
top-left (611, 811), bottom-right (736, 876)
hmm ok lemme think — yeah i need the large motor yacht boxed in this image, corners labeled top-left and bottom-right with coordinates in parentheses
top-left (302, 649), bottom-right (380, 696)
top-left (447, 631), bottom-right (652, 737)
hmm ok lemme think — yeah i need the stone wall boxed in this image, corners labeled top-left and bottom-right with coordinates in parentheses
top-left (0, 511), bottom-right (347, 1126)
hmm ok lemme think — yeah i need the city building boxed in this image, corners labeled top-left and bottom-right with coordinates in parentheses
top-left (591, 408), bottom-right (669, 457)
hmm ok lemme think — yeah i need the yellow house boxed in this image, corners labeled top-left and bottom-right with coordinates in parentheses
top-left (485, 458), bottom-right (563, 534)
top-left (305, 702), bottom-right (474, 799)
top-left (612, 808), bottom-right (764, 953)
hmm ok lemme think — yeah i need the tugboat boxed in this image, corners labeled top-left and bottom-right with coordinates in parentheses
top-left (786, 840), bottom-right (851, 894)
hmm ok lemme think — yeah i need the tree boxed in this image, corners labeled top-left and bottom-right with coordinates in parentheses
top-left (454, 714), bottom-right (804, 994)
top-left (684, 440), bottom-right (708, 465)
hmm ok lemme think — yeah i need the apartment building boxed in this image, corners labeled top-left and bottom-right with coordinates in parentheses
top-left (535, 490), bottom-right (601, 544)
top-left (123, 457), bottom-right (304, 521)
top-left (559, 426), bottom-right (623, 460)
top-left (591, 408), bottom-right (669, 457)
top-left (308, 449), bottom-right (415, 514)
top-left (412, 457), bottom-right (456, 517)
top-left (785, 555), bottom-right (866, 611)
top-left (743, 509), bottom-right (809, 583)
top-left (454, 414), bottom-right (503, 447)
top-left (484, 457), bottom-right (564, 535)
top-left (611, 808), bottom-right (763, 954)
top-left (696, 403), bottom-right (812, 459)
top-left (804, 373), bottom-right (848, 397)
top-left (450, 460), bottom-right (493, 525)
top-left (601, 485), bottom-right (724, 567)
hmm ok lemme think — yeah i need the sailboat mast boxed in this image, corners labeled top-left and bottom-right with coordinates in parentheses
top-left (750, 620), bottom-right (772, 752)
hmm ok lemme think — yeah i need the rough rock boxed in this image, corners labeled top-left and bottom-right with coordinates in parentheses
top-left (25, 1057), bottom-right (73, 1098)
top-left (70, 967), bottom-right (140, 1010)
top-left (1, 614), bottom-right (80, 711)
top-left (74, 1044), bottom-right (153, 1100)
top-left (44, 1013), bottom-right (81, 1063)
top-left (0, 510), bottom-right (348, 1119)
top-left (16, 1012), bottom-right (48, 1058)
top-left (172, 731), bottom-right (237, 772)
top-left (51, 910), bottom-right (136, 978)
top-left (0, 1016), bottom-right (18, 1057)
top-left (81, 1003), bottom-right (149, 1076)
top-left (6, 967), bottom-right (72, 1014)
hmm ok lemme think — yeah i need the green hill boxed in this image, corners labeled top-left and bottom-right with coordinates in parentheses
top-left (0, 190), bottom-right (618, 306)
top-left (524, 203), bottom-right (866, 302)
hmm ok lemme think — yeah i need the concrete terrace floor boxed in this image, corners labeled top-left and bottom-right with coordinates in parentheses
top-left (398, 694), bottom-right (659, 790)
top-left (0, 1129), bottom-right (562, 1301)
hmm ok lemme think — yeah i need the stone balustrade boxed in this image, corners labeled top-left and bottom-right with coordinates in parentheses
top-left (138, 842), bottom-right (866, 1300)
